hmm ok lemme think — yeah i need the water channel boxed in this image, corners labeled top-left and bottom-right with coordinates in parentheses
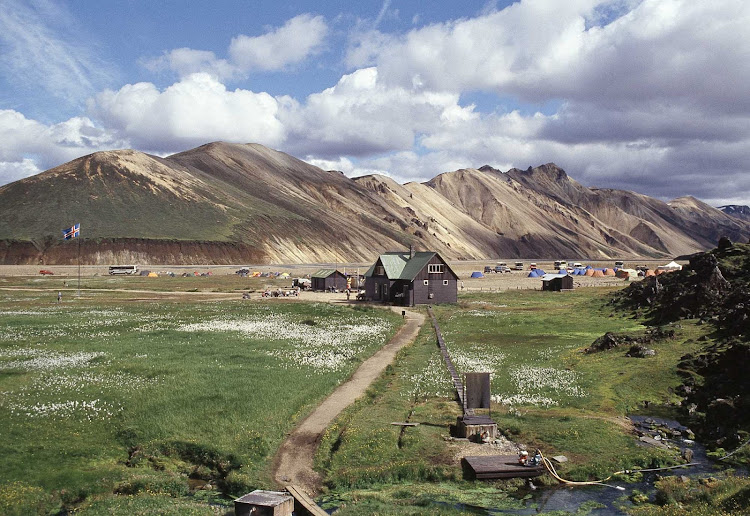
top-left (318, 416), bottom-right (742, 515)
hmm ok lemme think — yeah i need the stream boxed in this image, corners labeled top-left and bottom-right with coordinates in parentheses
top-left (481, 416), bottom-right (730, 515)
top-left (318, 417), bottom-right (741, 515)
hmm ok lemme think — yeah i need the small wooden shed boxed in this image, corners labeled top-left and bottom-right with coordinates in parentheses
top-left (541, 273), bottom-right (574, 291)
top-left (234, 490), bottom-right (293, 516)
top-left (310, 269), bottom-right (347, 291)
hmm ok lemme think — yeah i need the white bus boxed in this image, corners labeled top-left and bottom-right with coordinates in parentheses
top-left (109, 265), bottom-right (138, 275)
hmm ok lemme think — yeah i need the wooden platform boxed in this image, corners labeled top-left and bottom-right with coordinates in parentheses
top-left (285, 485), bottom-right (328, 516)
top-left (463, 455), bottom-right (545, 479)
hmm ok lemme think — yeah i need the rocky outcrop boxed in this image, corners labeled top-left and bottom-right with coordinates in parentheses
top-left (585, 327), bottom-right (674, 353)
top-left (614, 241), bottom-right (750, 449)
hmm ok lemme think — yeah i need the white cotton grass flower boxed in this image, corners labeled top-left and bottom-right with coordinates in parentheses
top-left (402, 355), bottom-right (454, 399)
top-left (177, 313), bottom-right (392, 372)
top-left (509, 367), bottom-right (585, 398)
top-left (0, 348), bottom-right (105, 371)
top-left (6, 398), bottom-right (121, 420)
top-left (449, 347), bottom-right (506, 375)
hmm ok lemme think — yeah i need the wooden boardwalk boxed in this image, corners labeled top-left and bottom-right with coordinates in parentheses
top-left (427, 307), bottom-right (470, 414)
top-left (286, 484), bottom-right (328, 516)
top-left (463, 455), bottom-right (545, 479)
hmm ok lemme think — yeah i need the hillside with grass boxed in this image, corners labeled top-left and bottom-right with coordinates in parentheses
top-left (614, 238), bottom-right (750, 453)
top-left (1, 142), bottom-right (749, 264)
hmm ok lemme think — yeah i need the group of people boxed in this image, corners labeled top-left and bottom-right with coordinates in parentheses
top-left (260, 287), bottom-right (300, 298)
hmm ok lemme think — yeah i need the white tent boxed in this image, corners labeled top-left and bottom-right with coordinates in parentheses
top-left (657, 261), bottom-right (683, 271)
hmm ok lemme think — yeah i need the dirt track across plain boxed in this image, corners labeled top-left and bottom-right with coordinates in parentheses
top-left (272, 307), bottom-right (425, 495)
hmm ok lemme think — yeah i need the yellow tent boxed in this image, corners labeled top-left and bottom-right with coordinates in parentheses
top-left (147, 272), bottom-right (159, 277)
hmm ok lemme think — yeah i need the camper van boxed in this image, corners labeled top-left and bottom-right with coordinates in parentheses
top-left (553, 260), bottom-right (568, 271)
top-left (514, 262), bottom-right (524, 270)
top-left (109, 265), bottom-right (138, 275)
top-left (614, 260), bottom-right (625, 268)
top-left (529, 263), bottom-right (538, 270)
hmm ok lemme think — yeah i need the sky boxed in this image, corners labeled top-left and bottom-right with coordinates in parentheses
top-left (1, 0), bottom-right (748, 207)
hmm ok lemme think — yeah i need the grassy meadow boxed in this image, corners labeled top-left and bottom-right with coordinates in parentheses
top-left (0, 275), bottom-right (729, 515)
top-left (0, 284), bottom-right (401, 514)
top-left (316, 287), bottom-right (710, 514)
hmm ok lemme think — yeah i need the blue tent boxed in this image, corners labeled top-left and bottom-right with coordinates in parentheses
top-left (528, 270), bottom-right (542, 278)
top-left (470, 271), bottom-right (484, 278)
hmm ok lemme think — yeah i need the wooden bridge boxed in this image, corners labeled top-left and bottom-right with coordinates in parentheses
top-left (285, 484), bottom-right (328, 516)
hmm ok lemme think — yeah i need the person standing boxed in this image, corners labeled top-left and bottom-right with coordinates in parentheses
top-left (57, 291), bottom-right (62, 303)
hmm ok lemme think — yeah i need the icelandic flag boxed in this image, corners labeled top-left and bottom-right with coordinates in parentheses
top-left (62, 223), bottom-right (80, 240)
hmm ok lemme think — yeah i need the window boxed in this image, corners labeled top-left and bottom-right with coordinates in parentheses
top-left (375, 266), bottom-right (385, 276)
top-left (428, 264), bottom-right (444, 274)
top-left (423, 280), bottom-right (429, 285)
top-left (443, 280), bottom-right (449, 286)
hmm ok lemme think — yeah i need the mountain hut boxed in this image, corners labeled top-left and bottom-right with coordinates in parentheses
top-left (311, 269), bottom-right (347, 291)
top-left (364, 249), bottom-right (458, 306)
top-left (541, 273), bottom-right (574, 291)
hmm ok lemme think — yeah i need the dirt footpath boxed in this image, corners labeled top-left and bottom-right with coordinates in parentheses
top-left (272, 307), bottom-right (425, 495)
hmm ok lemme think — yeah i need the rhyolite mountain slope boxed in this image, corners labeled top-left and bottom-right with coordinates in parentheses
top-left (0, 142), bottom-right (748, 264)
top-left (719, 204), bottom-right (750, 222)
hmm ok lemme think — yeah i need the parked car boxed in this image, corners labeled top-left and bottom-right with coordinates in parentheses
top-left (39, 269), bottom-right (54, 275)
top-left (495, 265), bottom-right (510, 273)
top-left (514, 262), bottom-right (524, 270)
top-left (484, 265), bottom-right (493, 273)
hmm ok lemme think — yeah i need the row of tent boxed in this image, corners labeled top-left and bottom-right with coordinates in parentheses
top-left (466, 261), bottom-right (684, 280)
top-left (237, 270), bottom-right (292, 278)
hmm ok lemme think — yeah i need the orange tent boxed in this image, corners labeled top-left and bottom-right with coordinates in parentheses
top-left (616, 270), bottom-right (630, 279)
top-left (591, 269), bottom-right (605, 277)
top-left (604, 268), bottom-right (616, 276)
top-left (585, 269), bottom-right (595, 276)
top-left (645, 270), bottom-right (656, 277)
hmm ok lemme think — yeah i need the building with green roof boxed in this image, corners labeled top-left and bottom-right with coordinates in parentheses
top-left (311, 269), bottom-right (347, 291)
top-left (364, 249), bottom-right (457, 306)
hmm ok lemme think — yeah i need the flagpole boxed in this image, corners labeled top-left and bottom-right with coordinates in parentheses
top-left (77, 235), bottom-right (81, 298)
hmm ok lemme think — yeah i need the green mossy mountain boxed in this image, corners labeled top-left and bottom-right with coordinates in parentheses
top-left (1, 142), bottom-right (749, 264)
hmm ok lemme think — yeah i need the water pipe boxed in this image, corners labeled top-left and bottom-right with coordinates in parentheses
top-left (536, 449), bottom-right (700, 491)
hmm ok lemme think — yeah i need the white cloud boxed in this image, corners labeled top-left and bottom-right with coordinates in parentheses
top-left (0, 159), bottom-right (41, 185)
top-left (229, 14), bottom-right (328, 72)
top-left (0, 0), bottom-right (116, 108)
top-left (144, 14), bottom-right (328, 79)
top-left (89, 74), bottom-right (285, 153)
top-left (280, 67), bottom-right (476, 157)
top-left (303, 155), bottom-right (389, 178)
top-left (2, 1), bottom-right (750, 207)
top-left (142, 48), bottom-right (236, 81)
top-left (0, 109), bottom-right (122, 183)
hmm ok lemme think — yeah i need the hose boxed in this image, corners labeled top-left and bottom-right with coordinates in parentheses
top-left (536, 449), bottom-right (699, 490)
top-left (719, 437), bottom-right (750, 461)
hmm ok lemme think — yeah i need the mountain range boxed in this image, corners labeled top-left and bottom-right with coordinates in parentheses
top-left (1, 142), bottom-right (748, 265)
